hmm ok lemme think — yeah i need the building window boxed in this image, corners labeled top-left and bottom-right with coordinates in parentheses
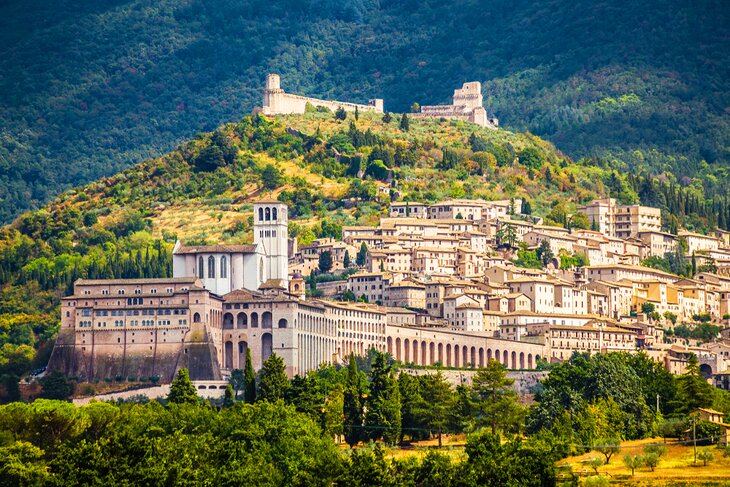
top-left (265, 207), bottom-right (271, 221)
top-left (208, 256), bottom-right (215, 279)
top-left (221, 256), bottom-right (228, 278)
top-left (198, 256), bottom-right (204, 279)
top-left (272, 207), bottom-right (278, 220)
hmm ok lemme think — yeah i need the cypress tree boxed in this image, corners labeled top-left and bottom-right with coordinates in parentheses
top-left (365, 352), bottom-right (401, 445)
top-left (244, 348), bottom-right (257, 403)
top-left (167, 368), bottom-right (198, 404)
top-left (258, 353), bottom-right (289, 402)
top-left (343, 354), bottom-right (364, 447)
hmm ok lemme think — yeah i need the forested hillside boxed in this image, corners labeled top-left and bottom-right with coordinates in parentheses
top-left (1, 0), bottom-right (729, 222)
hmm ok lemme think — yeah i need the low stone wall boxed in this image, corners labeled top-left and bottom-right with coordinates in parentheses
top-left (402, 368), bottom-right (547, 394)
top-left (72, 380), bottom-right (228, 405)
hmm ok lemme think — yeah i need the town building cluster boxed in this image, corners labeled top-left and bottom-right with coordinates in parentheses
top-left (48, 196), bottom-right (730, 388)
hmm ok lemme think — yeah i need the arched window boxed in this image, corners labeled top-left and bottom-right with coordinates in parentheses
top-left (208, 256), bottom-right (215, 279)
top-left (193, 312), bottom-right (201, 323)
top-left (258, 208), bottom-right (264, 221)
top-left (278, 318), bottom-right (288, 328)
top-left (272, 207), bottom-right (278, 220)
top-left (220, 256), bottom-right (228, 278)
top-left (265, 207), bottom-right (271, 221)
top-left (198, 256), bottom-right (204, 279)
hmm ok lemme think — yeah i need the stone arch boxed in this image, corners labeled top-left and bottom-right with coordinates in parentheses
top-left (237, 312), bottom-right (247, 329)
top-left (511, 351), bottom-right (517, 370)
top-left (487, 349), bottom-right (493, 362)
top-left (273, 207), bottom-right (278, 220)
top-left (278, 318), bottom-right (288, 328)
top-left (470, 346), bottom-right (476, 367)
top-left (395, 337), bottom-right (401, 361)
top-left (454, 345), bottom-right (460, 368)
top-left (438, 343), bottom-right (443, 365)
top-left (261, 333), bottom-right (273, 363)
top-left (224, 341), bottom-right (233, 369)
top-left (495, 349), bottom-right (501, 365)
top-left (700, 363), bottom-right (713, 379)
top-left (387, 336), bottom-right (393, 356)
top-left (251, 312), bottom-right (259, 328)
top-left (262, 311), bottom-right (272, 329)
top-left (446, 344), bottom-right (452, 367)
top-left (463, 347), bottom-right (469, 368)
top-left (520, 352), bottom-right (525, 369)
top-left (478, 348), bottom-right (484, 368)
top-left (193, 312), bottom-right (201, 323)
top-left (223, 313), bottom-right (234, 330)
top-left (265, 207), bottom-right (271, 221)
top-left (421, 341), bottom-right (427, 365)
top-left (413, 340), bottom-right (419, 365)
top-left (404, 339), bottom-right (410, 363)
top-left (528, 354), bottom-right (533, 369)
top-left (258, 207), bottom-right (264, 221)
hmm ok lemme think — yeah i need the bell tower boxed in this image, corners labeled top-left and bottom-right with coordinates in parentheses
top-left (253, 199), bottom-right (289, 287)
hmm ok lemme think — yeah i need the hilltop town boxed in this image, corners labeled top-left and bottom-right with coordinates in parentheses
top-left (38, 75), bottom-right (730, 394)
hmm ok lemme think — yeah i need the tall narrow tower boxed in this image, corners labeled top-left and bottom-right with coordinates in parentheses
top-left (253, 198), bottom-right (289, 287)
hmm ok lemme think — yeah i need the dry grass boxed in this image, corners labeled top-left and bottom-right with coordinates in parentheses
top-left (562, 438), bottom-right (730, 485)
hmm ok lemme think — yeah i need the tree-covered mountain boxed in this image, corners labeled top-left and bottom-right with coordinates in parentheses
top-left (1, 0), bottom-right (729, 222)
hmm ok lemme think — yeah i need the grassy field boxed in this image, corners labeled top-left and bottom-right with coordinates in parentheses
top-left (562, 438), bottom-right (730, 486)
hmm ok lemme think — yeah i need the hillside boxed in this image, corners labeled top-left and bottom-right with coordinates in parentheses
top-left (1, 0), bottom-right (730, 222)
top-left (1, 110), bottom-right (729, 389)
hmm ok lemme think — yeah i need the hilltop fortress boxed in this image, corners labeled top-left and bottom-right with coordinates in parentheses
top-left (413, 81), bottom-right (498, 129)
top-left (260, 74), bottom-right (497, 128)
top-left (262, 74), bottom-right (384, 115)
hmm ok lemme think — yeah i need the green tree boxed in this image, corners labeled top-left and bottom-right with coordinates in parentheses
top-left (594, 437), bottom-right (621, 464)
top-left (335, 107), bottom-right (347, 120)
top-left (400, 113), bottom-right (409, 132)
top-left (223, 384), bottom-right (235, 407)
top-left (518, 147), bottom-right (545, 169)
top-left (365, 352), bottom-right (401, 445)
top-left (382, 112), bottom-right (393, 124)
top-left (244, 348), bottom-right (257, 403)
top-left (258, 353), bottom-right (289, 402)
top-left (697, 448), bottom-right (714, 466)
top-left (343, 249), bottom-right (351, 268)
top-left (323, 383), bottom-right (345, 442)
top-left (471, 360), bottom-right (521, 435)
top-left (229, 368), bottom-right (245, 400)
top-left (318, 250), bottom-right (333, 273)
top-left (167, 368), bottom-right (198, 405)
top-left (536, 239), bottom-right (554, 267)
top-left (39, 370), bottom-right (75, 401)
top-left (623, 454), bottom-right (643, 476)
top-left (641, 302), bottom-right (656, 315)
top-left (343, 354), bottom-right (364, 447)
top-left (418, 372), bottom-right (453, 447)
top-left (398, 372), bottom-right (427, 443)
top-left (260, 164), bottom-right (284, 191)
top-left (356, 242), bottom-right (368, 267)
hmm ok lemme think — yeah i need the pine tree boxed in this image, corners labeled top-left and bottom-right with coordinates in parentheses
top-left (258, 353), bottom-right (288, 402)
top-left (471, 360), bottom-right (521, 435)
top-left (244, 348), bottom-right (257, 403)
top-left (167, 368), bottom-right (198, 404)
top-left (365, 352), bottom-right (402, 445)
top-left (343, 354), bottom-right (364, 447)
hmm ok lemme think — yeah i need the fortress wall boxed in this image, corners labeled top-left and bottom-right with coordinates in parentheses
top-left (264, 91), bottom-right (383, 115)
top-left (50, 325), bottom-right (221, 383)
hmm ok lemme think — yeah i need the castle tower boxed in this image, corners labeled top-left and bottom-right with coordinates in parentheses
top-left (253, 198), bottom-right (289, 287)
top-left (262, 74), bottom-right (284, 115)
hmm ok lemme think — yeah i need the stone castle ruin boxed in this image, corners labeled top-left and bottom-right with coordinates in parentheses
top-left (262, 74), bottom-right (384, 115)
top-left (413, 81), bottom-right (498, 129)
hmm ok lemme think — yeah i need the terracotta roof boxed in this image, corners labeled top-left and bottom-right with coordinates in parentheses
top-left (174, 244), bottom-right (258, 254)
top-left (76, 277), bottom-right (199, 285)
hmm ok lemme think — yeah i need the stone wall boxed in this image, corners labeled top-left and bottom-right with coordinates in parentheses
top-left (262, 73), bottom-right (383, 115)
